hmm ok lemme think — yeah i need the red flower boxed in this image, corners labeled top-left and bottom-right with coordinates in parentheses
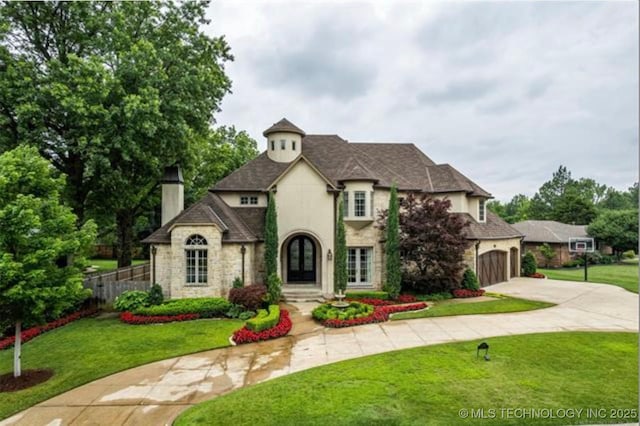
top-left (452, 289), bottom-right (486, 298)
top-left (321, 302), bottom-right (428, 328)
top-left (119, 312), bottom-right (200, 325)
top-left (232, 310), bottom-right (292, 344)
top-left (527, 272), bottom-right (546, 279)
top-left (0, 308), bottom-right (98, 351)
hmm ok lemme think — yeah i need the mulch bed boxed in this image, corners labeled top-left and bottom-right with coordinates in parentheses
top-left (0, 369), bottom-right (54, 392)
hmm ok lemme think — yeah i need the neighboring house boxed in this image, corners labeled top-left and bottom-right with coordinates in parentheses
top-left (143, 118), bottom-right (523, 299)
top-left (512, 220), bottom-right (609, 268)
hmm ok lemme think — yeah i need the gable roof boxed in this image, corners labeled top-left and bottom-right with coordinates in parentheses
top-left (213, 134), bottom-right (491, 196)
top-left (459, 211), bottom-right (523, 240)
top-left (142, 193), bottom-right (264, 244)
top-left (512, 220), bottom-right (589, 244)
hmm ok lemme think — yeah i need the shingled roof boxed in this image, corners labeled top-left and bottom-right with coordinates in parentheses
top-left (213, 134), bottom-right (491, 196)
top-left (458, 211), bottom-right (524, 240)
top-left (142, 193), bottom-right (264, 244)
top-left (263, 118), bottom-right (306, 137)
top-left (512, 220), bottom-right (588, 243)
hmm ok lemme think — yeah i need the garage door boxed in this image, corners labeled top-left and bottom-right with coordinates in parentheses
top-left (479, 250), bottom-right (507, 286)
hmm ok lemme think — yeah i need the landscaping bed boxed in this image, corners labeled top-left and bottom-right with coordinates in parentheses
top-left (312, 301), bottom-right (428, 328)
top-left (119, 297), bottom-right (233, 324)
top-left (232, 308), bottom-right (292, 344)
top-left (0, 308), bottom-right (98, 351)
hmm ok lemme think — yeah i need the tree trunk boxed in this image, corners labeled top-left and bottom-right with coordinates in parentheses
top-left (64, 152), bottom-right (89, 225)
top-left (13, 321), bottom-right (21, 378)
top-left (116, 210), bottom-right (135, 268)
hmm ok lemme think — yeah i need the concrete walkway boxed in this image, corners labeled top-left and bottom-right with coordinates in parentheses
top-left (2, 278), bottom-right (637, 426)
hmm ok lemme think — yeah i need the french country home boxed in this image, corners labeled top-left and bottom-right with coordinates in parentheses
top-left (143, 118), bottom-right (523, 299)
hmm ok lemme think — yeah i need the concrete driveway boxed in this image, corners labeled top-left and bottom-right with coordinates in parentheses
top-left (2, 277), bottom-right (637, 426)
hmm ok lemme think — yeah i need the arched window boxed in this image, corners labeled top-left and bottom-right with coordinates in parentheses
top-left (185, 234), bottom-right (208, 284)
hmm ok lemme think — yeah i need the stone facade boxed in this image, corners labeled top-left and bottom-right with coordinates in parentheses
top-left (524, 242), bottom-right (572, 268)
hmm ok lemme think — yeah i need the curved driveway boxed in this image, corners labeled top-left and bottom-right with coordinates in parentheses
top-left (2, 277), bottom-right (637, 426)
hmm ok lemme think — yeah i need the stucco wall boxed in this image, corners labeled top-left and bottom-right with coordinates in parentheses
top-left (218, 193), bottom-right (267, 207)
top-left (266, 131), bottom-right (302, 163)
top-left (464, 238), bottom-right (522, 280)
top-left (274, 160), bottom-right (334, 294)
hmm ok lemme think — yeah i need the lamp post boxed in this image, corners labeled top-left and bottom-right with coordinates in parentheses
top-left (151, 245), bottom-right (157, 284)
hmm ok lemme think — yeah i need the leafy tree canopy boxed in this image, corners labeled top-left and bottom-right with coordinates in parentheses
top-left (587, 210), bottom-right (638, 255)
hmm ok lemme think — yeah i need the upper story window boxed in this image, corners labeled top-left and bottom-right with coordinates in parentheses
top-left (185, 234), bottom-right (208, 284)
top-left (354, 191), bottom-right (366, 217)
top-left (479, 199), bottom-right (486, 222)
top-left (241, 196), bottom-right (258, 205)
top-left (292, 140), bottom-right (296, 151)
top-left (280, 139), bottom-right (286, 150)
top-left (270, 140), bottom-right (275, 151)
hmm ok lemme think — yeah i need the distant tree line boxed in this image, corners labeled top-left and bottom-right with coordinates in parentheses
top-left (488, 165), bottom-right (638, 256)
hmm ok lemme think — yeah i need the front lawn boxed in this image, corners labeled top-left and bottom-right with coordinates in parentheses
top-left (85, 258), bottom-right (146, 272)
top-left (0, 316), bottom-right (241, 420)
top-left (391, 295), bottom-right (554, 320)
top-left (176, 332), bottom-right (638, 426)
top-left (539, 263), bottom-right (638, 293)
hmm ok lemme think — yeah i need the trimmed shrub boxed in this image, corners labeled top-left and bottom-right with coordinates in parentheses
top-left (345, 291), bottom-right (389, 300)
top-left (266, 273), bottom-right (282, 304)
top-left (114, 291), bottom-right (149, 312)
top-left (229, 284), bottom-right (267, 311)
top-left (225, 304), bottom-right (247, 319)
top-left (238, 311), bottom-right (256, 321)
top-left (232, 309), bottom-right (292, 344)
top-left (622, 250), bottom-right (636, 259)
top-left (147, 283), bottom-right (164, 306)
top-left (246, 305), bottom-right (280, 332)
top-left (522, 251), bottom-right (537, 276)
top-left (461, 269), bottom-right (479, 291)
top-left (232, 277), bottom-right (244, 289)
top-left (563, 260), bottom-right (581, 268)
top-left (312, 302), bottom-right (374, 322)
top-left (414, 292), bottom-right (453, 302)
top-left (133, 297), bottom-right (231, 318)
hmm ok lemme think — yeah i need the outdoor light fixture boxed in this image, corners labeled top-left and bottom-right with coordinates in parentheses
top-left (477, 342), bottom-right (490, 361)
top-left (327, 249), bottom-right (333, 260)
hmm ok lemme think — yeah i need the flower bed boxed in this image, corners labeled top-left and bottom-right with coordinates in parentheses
top-left (344, 294), bottom-right (418, 306)
top-left (232, 309), bottom-right (292, 344)
top-left (527, 273), bottom-right (546, 279)
top-left (0, 308), bottom-right (98, 351)
top-left (452, 289), bottom-right (486, 298)
top-left (323, 302), bottom-right (428, 328)
top-left (120, 312), bottom-right (200, 325)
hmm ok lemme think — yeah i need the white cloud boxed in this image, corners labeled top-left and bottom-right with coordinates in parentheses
top-left (205, 0), bottom-right (638, 201)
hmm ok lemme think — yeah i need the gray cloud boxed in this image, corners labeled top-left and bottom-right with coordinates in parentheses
top-left (417, 79), bottom-right (498, 105)
top-left (206, 1), bottom-right (638, 201)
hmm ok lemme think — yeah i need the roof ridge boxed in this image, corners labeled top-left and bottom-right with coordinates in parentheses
top-left (350, 144), bottom-right (414, 188)
top-left (204, 204), bottom-right (229, 232)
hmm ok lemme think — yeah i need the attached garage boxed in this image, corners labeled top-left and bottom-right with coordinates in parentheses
top-left (478, 250), bottom-right (507, 286)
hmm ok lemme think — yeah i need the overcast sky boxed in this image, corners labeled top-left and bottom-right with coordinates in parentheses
top-left (205, 1), bottom-right (638, 201)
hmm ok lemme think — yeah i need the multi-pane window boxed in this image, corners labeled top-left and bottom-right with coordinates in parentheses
top-left (280, 139), bottom-right (286, 150)
top-left (241, 196), bottom-right (258, 205)
top-left (185, 234), bottom-right (208, 284)
top-left (479, 199), bottom-right (486, 222)
top-left (347, 247), bottom-right (372, 286)
top-left (292, 141), bottom-right (296, 151)
top-left (354, 191), bottom-right (366, 217)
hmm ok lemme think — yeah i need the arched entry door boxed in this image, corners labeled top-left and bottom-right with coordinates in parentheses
top-left (287, 235), bottom-right (316, 283)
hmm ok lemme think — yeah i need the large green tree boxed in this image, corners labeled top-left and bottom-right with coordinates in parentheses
top-left (588, 210), bottom-right (638, 256)
top-left (0, 1), bottom-right (233, 266)
top-left (487, 193), bottom-right (531, 224)
top-left (0, 146), bottom-right (96, 377)
top-left (383, 184), bottom-right (401, 298)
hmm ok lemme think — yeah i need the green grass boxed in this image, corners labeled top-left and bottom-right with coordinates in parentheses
top-left (391, 296), bottom-right (554, 320)
top-left (0, 316), bottom-right (241, 420)
top-left (85, 258), bottom-right (146, 272)
top-left (176, 332), bottom-right (638, 426)
top-left (539, 263), bottom-right (638, 293)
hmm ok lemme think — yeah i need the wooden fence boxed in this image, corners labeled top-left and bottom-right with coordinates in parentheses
top-left (83, 263), bottom-right (151, 303)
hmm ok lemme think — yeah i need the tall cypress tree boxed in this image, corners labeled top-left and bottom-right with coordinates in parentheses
top-left (334, 198), bottom-right (347, 293)
top-left (264, 192), bottom-right (278, 278)
top-left (384, 183), bottom-right (401, 298)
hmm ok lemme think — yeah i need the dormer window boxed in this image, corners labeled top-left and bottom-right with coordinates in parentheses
top-left (479, 199), bottom-right (486, 222)
top-left (280, 139), bottom-right (286, 150)
top-left (354, 191), bottom-right (366, 217)
top-left (249, 196), bottom-right (258, 205)
top-left (270, 140), bottom-right (275, 151)
top-left (292, 141), bottom-right (296, 151)
top-left (241, 196), bottom-right (258, 205)
top-left (240, 196), bottom-right (249, 205)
